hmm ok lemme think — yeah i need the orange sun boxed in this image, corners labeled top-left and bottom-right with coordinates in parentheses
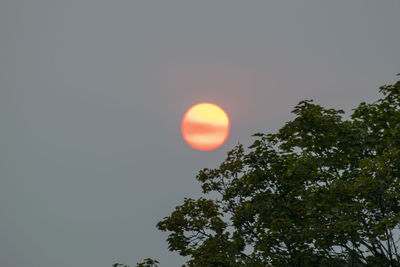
top-left (182, 103), bottom-right (230, 151)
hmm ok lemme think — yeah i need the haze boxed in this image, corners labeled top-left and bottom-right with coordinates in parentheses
top-left (0, 1), bottom-right (399, 266)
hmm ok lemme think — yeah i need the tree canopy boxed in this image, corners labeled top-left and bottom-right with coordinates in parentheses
top-left (123, 76), bottom-right (400, 267)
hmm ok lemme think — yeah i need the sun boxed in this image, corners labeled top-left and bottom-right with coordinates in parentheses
top-left (181, 103), bottom-right (230, 151)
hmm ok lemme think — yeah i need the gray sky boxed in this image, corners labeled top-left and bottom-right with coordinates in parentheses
top-left (1, 1), bottom-right (399, 266)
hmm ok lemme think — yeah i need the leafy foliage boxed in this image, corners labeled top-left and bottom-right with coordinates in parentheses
top-left (132, 76), bottom-right (400, 266)
top-left (136, 258), bottom-right (159, 267)
top-left (114, 258), bottom-right (159, 267)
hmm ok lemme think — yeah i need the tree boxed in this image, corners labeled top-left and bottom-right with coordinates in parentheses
top-left (113, 258), bottom-right (159, 267)
top-left (127, 76), bottom-right (400, 266)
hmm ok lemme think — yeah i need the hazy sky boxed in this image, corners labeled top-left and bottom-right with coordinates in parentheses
top-left (1, 1), bottom-right (399, 266)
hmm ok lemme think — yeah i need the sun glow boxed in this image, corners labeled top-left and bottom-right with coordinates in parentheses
top-left (181, 103), bottom-right (230, 151)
